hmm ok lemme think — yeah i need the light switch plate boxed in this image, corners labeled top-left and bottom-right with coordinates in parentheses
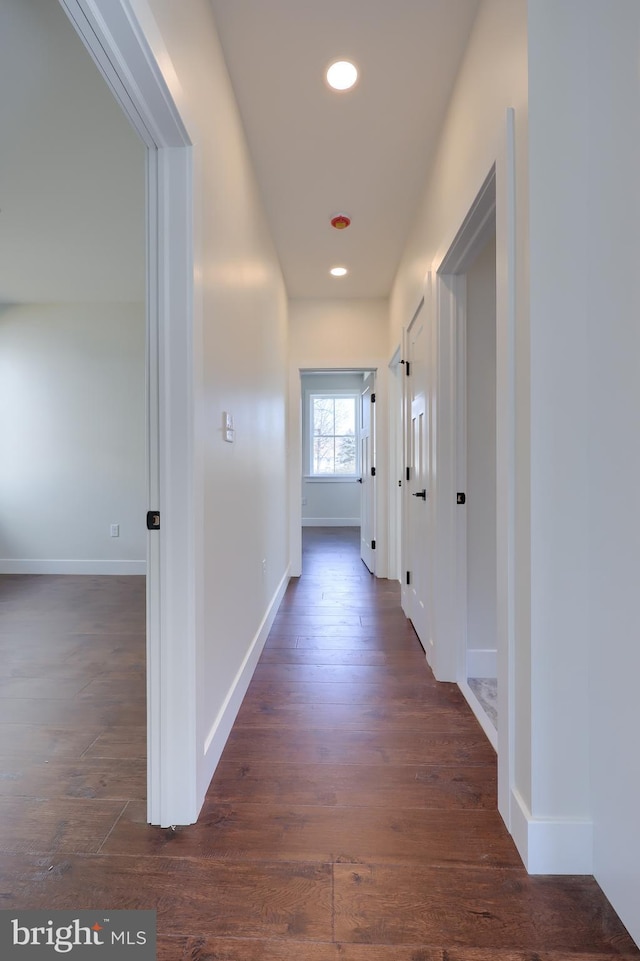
top-left (223, 411), bottom-right (234, 443)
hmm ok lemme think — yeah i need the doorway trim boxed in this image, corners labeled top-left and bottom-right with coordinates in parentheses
top-left (387, 346), bottom-right (403, 583)
top-left (433, 109), bottom-right (516, 832)
top-left (289, 367), bottom-right (386, 579)
top-left (60, 0), bottom-right (200, 826)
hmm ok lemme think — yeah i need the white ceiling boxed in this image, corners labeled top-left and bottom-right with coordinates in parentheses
top-left (0, 0), bottom-right (479, 305)
top-left (0, 0), bottom-right (145, 304)
top-left (210, 0), bottom-right (481, 299)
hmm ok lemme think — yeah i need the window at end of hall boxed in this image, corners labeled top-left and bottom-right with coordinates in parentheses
top-left (309, 392), bottom-right (359, 477)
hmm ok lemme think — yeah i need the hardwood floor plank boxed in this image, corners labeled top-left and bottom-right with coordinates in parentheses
top-left (0, 756), bottom-right (146, 800)
top-left (0, 797), bottom-right (125, 854)
top-left (0, 723), bottom-right (107, 758)
top-left (103, 799), bottom-right (520, 869)
top-left (233, 699), bottom-right (483, 735)
top-left (295, 633), bottom-right (422, 650)
top-left (77, 676), bottom-right (146, 701)
top-left (333, 863), bottom-right (638, 952)
top-left (0, 854), bottom-right (333, 941)
top-left (207, 760), bottom-right (497, 811)
top-left (81, 727), bottom-right (146, 759)
top-left (0, 696), bottom-right (145, 727)
top-left (0, 676), bottom-right (90, 699)
top-left (244, 680), bottom-right (468, 707)
top-left (251, 662), bottom-right (442, 686)
top-left (222, 727), bottom-right (496, 766)
top-left (157, 936), bottom-right (189, 960)
top-left (259, 648), bottom-right (423, 667)
top-left (168, 948), bottom-right (640, 961)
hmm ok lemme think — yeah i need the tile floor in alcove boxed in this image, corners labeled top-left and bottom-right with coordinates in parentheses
top-left (468, 676), bottom-right (498, 728)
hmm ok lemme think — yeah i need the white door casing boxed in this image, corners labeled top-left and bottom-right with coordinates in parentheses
top-left (402, 300), bottom-right (433, 657)
top-left (432, 111), bottom-right (516, 833)
top-left (60, 0), bottom-right (200, 826)
top-left (360, 378), bottom-right (376, 572)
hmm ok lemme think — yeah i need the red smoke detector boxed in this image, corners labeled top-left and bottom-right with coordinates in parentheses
top-left (331, 213), bottom-right (351, 230)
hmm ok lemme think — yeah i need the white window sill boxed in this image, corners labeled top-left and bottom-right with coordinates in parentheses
top-left (304, 475), bottom-right (360, 483)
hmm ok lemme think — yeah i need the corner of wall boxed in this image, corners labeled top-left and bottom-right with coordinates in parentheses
top-left (510, 787), bottom-right (593, 875)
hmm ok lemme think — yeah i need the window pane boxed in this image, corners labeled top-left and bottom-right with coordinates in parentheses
top-left (334, 435), bottom-right (357, 473)
top-left (310, 393), bottom-right (358, 475)
top-left (313, 436), bottom-right (335, 473)
top-left (313, 397), bottom-right (335, 436)
top-left (334, 398), bottom-right (355, 435)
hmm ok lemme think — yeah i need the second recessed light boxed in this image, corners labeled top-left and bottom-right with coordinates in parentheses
top-left (330, 266), bottom-right (348, 277)
top-left (326, 60), bottom-right (358, 91)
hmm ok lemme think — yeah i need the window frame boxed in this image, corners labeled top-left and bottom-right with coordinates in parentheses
top-left (305, 389), bottom-right (360, 480)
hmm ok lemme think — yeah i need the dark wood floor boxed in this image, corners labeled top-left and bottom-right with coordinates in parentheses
top-left (0, 529), bottom-right (637, 959)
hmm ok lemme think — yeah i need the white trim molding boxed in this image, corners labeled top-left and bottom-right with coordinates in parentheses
top-left (302, 518), bottom-right (360, 527)
top-left (0, 559), bottom-right (146, 575)
top-left (510, 788), bottom-right (593, 875)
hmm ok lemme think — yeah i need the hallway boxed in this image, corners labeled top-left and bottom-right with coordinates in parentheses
top-left (0, 533), bottom-right (637, 958)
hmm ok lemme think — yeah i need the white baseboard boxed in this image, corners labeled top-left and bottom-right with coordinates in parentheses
top-left (0, 559), bottom-right (146, 575)
top-left (199, 565), bottom-right (290, 798)
top-left (466, 648), bottom-right (497, 678)
top-left (301, 517), bottom-right (360, 527)
top-left (510, 787), bottom-right (593, 874)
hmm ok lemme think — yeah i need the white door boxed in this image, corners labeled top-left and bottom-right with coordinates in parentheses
top-left (360, 379), bottom-right (376, 572)
top-left (405, 312), bottom-right (431, 650)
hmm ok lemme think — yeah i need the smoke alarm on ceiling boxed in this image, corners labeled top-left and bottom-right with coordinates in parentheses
top-left (331, 214), bottom-right (351, 230)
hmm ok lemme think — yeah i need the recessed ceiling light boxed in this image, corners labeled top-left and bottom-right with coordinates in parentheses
top-left (326, 60), bottom-right (358, 91)
top-left (330, 266), bottom-right (348, 277)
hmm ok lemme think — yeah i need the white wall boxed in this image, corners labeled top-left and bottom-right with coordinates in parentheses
top-left (392, 0), bottom-right (640, 935)
top-left (135, 0), bottom-right (290, 806)
top-left (301, 372), bottom-right (363, 526)
top-left (525, 0), bottom-right (592, 870)
top-left (465, 236), bottom-right (497, 670)
top-left (0, 0), bottom-right (145, 304)
top-left (581, 0), bottom-right (640, 945)
top-left (288, 298), bottom-right (389, 575)
top-left (390, 0), bottom-right (529, 825)
top-left (0, 304), bottom-right (145, 572)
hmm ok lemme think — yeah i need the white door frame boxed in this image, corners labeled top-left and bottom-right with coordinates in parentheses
top-left (359, 374), bottom-right (377, 573)
top-left (290, 367), bottom-right (385, 578)
top-left (387, 347), bottom-right (403, 582)
top-left (60, 0), bottom-right (201, 826)
top-left (433, 109), bottom-right (516, 829)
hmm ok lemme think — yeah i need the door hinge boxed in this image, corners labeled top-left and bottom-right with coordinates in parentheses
top-left (406, 466), bottom-right (410, 481)
top-left (406, 571), bottom-right (411, 585)
top-left (371, 539), bottom-right (376, 550)
top-left (371, 466), bottom-right (376, 477)
top-left (456, 492), bottom-right (466, 505)
top-left (146, 510), bottom-right (160, 530)
top-left (371, 392), bottom-right (376, 403)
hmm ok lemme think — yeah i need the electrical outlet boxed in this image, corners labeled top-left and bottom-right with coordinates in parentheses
top-left (110, 524), bottom-right (120, 538)
top-left (262, 558), bottom-right (267, 577)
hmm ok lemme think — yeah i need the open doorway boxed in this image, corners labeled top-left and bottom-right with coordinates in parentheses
top-left (299, 369), bottom-right (377, 575)
top-left (0, 0), bottom-right (147, 809)
top-left (459, 234), bottom-right (498, 742)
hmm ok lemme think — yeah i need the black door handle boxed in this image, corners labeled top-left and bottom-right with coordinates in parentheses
top-left (413, 490), bottom-right (427, 499)
top-left (357, 478), bottom-right (363, 484)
